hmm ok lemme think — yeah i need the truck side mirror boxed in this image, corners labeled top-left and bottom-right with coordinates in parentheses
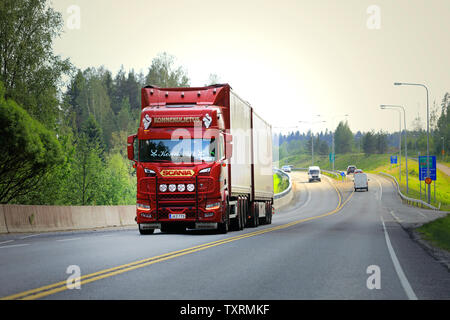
top-left (127, 134), bottom-right (137, 161)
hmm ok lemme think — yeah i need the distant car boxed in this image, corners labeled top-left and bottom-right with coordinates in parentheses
top-left (308, 166), bottom-right (321, 182)
top-left (347, 165), bottom-right (356, 175)
top-left (281, 165), bottom-right (292, 173)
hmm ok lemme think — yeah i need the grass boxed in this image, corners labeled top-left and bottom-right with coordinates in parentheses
top-left (280, 153), bottom-right (392, 172)
top-left (273, 172), bottom-right (290, 194)
top-left (367, 157), bottom-right (450, 211)
top-left (417, 215), bottom-right (450, 251)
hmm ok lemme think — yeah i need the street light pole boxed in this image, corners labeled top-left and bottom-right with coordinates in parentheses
top-left (380, 105), bottom-right (408, 194)
top-left (299, 119), bottom-right (326, 167)
top-left (394, 82), bottom-right (430, 203)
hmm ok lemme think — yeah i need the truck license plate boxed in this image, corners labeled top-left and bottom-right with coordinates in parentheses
top-left (169, 214), bottom-right (186, 219)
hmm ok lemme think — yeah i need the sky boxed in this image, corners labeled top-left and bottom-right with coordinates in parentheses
top-left (51, 0), bottom-right (450, 134)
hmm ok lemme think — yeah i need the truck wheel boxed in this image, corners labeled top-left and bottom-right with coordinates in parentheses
top-left (218, 204), bottom-right (229, 234)
top-left (230, 200), bottom-right (242, 231)
top-left (266, 203), bottom-right (272, 225)
top-left (254, 204), bottom-right (259, 227)
top-left (138, 224), bottom-right (155, 235)
top-left (238, 199), bottom-right (244, 230)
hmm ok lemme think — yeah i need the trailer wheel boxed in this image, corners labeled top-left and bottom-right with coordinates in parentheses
top-left (138, 224), bottom-right (155, 235)
top-left (265, 202), bottom-right (272, 225)
top-left (238, 198), bottom-right (244, 230)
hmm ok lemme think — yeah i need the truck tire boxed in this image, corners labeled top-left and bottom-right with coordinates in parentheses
top-left (239, 199), bottom-right (245, 230)
top-left (138, 224), bottom-right (155, 235)
top-left (230, 200), bottom-right (242, 231)
top-left (265, 202), bottom-right (272, 225)
top-left (218, 203), bottom-right (229, 234)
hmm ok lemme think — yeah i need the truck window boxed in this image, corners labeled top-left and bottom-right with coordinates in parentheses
top-left (139, 138), bottom-right (217, 163)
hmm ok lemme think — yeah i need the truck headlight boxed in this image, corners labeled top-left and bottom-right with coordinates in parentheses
top-left (159, 184), bottom-right (167, 192)
top-left (206, 202), bottom-right (221, 210)
top-left (137, 203), bottom-right (151, 211)
top-left (199, 167), bottom-right (211, 175)
top-left (187, 184), bottom-right (195, 192)
top-left (169, 184), bottom-right (177, 192)
top-left (177, 184), bottom-right (186, 192)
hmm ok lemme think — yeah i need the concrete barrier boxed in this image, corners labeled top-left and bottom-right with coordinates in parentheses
top-left (273, 184), bottom-right (294, 210)
top-left (0, 204), bottom-right (136, 234)
top-left (0, 206), bottom-right (8, 233)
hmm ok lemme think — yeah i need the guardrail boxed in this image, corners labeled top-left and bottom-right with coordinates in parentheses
top-left (289, 167), bottom-right (346, 180)
top-left (378, 172), bottom-right (440, 210)
top-left (273, 169), bottom-right (292, 199)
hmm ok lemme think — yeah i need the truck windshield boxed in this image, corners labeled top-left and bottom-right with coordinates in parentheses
top-left (309, 170), bottom-right (319, 175)
top-left (139, 138), bottom-right (217, 163)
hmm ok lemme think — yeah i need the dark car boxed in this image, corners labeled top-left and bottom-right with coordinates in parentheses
top-left (347, 165), bottom-right (356, 175)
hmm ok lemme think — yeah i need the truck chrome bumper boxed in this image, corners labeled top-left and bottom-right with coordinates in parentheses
top-left (140, 223), bottom-right (161, 229)
top-left (195, 222), bottom-right (218, 230)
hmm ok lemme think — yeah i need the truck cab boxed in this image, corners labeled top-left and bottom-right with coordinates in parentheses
top-left (128, 84), bottom-right (273, 235)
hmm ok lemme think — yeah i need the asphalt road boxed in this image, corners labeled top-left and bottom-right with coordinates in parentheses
top-left (0, 172), bottom-right (449, 300)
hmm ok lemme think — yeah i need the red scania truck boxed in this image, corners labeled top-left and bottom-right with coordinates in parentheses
top-left (127, 84), bottom-right (273, 234)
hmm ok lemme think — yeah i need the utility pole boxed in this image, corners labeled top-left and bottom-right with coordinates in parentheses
top-left (395, 82), bottom-right (430, 203)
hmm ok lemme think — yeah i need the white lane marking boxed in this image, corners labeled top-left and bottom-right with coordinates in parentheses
top-left (380, 216), bottom-right (418, 300)
top-left (0, 244), bottom-right (30, 249)
top-left (0, 240), bottom-right (14, 245)
top-left (298, 183), bottom-right (312, 210)
top-left (20, 234), bottom-right (43, 239)
top-left (371, 175), bottom-right (383, 201)
top-left (389, 210), bottom-right (402, 223)
top-left (56, 237), bottom-right (81, 242)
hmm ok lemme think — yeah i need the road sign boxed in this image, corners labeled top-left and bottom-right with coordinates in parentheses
top-left (419, 156), bottom-right (436, 181)
top-left (425, 177), bottom-right (432, 185)
top-left (329, 153), bottom-right (335, 162)
top-left (390, 155), bottom-right (397, 164)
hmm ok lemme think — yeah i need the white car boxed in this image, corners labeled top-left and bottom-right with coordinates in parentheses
top-left (308, 166), bottom-right (321, 182)
top-left (281, 165), bottom-right (292, 173)
top-left (354, 172), bottom-right (369, 191)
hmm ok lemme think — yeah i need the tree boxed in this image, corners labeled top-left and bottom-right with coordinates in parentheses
top-left (334, 121), bottom-right (353, 153)
top-left (0, 0), bottom-right (72, 128)
top-left (145, 52), bottom-right (190, 87)
top-left (375, 131), bottom-right (388, 154)
top-left (362, 131), bottom-right (377, 155)
top-left (0, 83), bottom-right (63, 203)
top-left (434, 92), bottom-right (449, 155)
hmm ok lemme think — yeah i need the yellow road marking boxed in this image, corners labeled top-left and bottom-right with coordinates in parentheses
top-left (2, 182), bottom-right (353, 300)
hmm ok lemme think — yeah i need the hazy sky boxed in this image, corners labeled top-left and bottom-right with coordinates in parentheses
top-left (52, 0), bottom-right (450, 134)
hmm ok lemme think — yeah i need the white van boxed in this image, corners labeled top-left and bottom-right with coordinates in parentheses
top-left (353, 172), bottom-right (369, 191)
top-left (308, 166), bottom-right (321, 182)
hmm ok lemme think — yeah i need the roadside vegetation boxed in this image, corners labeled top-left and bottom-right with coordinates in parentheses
top-left (417, 215), bottom-right (450, 251)
top-left (273, 172), bottom-right (290, 194)
top-left (368, 157), bottom-right (450, 211)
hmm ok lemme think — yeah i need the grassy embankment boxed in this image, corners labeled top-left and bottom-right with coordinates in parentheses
top-left (273, 172), bottom-right (290, 194)
top-left (372, 157), bottom-right (450, 252)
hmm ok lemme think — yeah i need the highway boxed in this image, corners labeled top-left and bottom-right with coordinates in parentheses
top-left (0, 172), bottom-right (449, 300)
